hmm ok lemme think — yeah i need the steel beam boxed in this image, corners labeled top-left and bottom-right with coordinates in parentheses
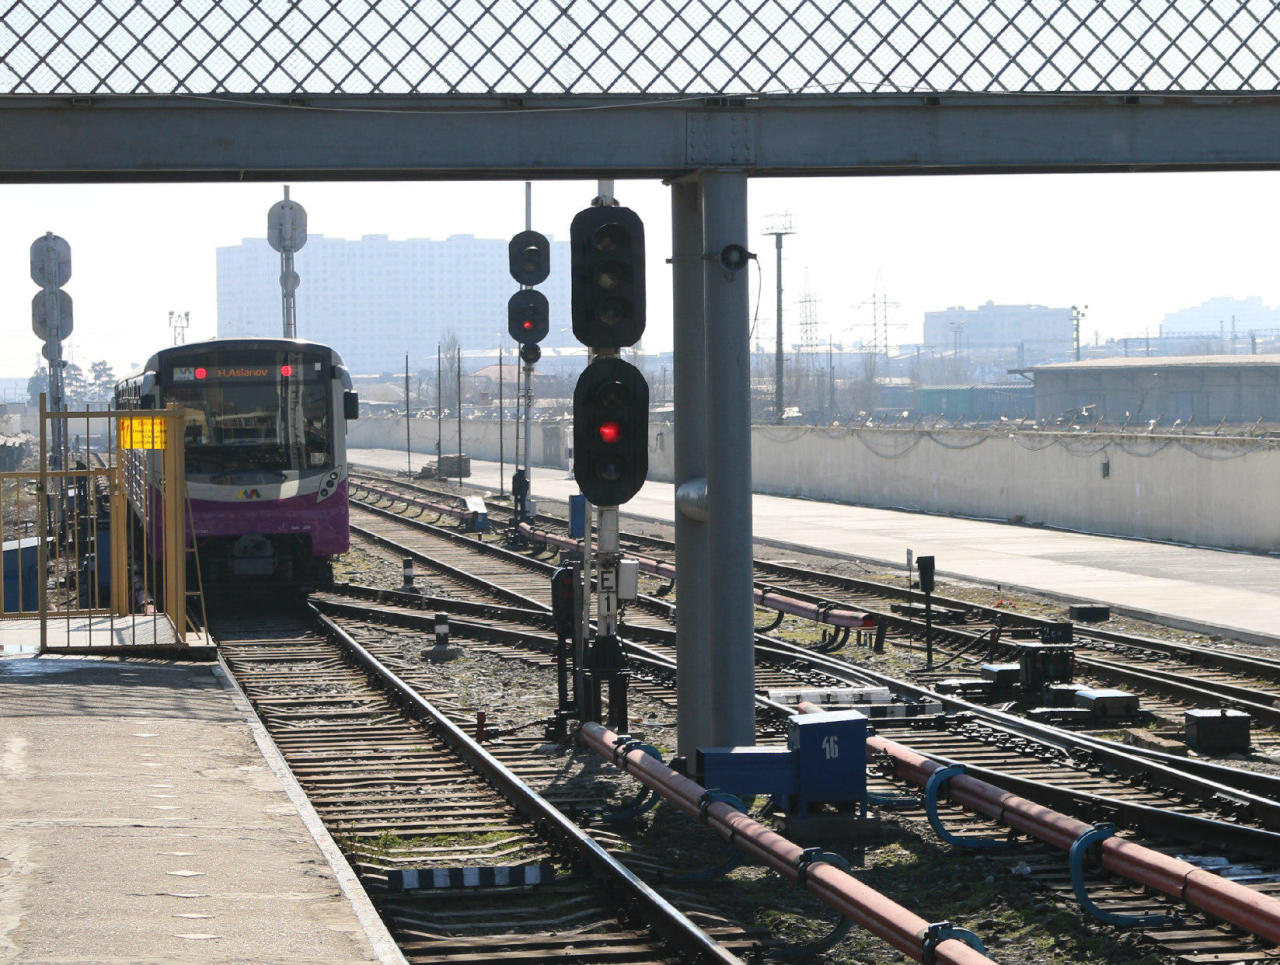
top-left (3, 95), bottom-right (1280, 181)
top-left (670, 177), bottom-right (711, 755)
top-left (701, 170), bottom-right (755, 747)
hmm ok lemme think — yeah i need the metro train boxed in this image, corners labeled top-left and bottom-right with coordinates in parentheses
top-left (115, 337), bottom-right (358, 589)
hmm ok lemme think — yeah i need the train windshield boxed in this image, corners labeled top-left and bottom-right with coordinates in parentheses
top-left (162, 350), bottom-right (332, 475)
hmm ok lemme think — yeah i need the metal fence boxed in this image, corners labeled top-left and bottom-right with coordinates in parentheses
top-left (2, 1), bottom-right (1278, 96)
top-left (0, 400), bottom-right (194, 652)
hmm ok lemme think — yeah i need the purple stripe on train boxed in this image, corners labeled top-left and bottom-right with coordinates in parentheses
top-left (189, 480), bottom-right (350, 555)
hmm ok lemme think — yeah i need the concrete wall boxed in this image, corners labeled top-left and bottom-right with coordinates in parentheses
top-left (744, 425), bottom-right (1280, 553)
top-left (349, 416), bottom-right (570, 474)
top-left (350, 417), bottom-right (1280, 553)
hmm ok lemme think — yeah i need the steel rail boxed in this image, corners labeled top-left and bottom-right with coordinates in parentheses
top-left (329, 581), bottom-right (553, 626)
top-left (1073, 653), bottom-right (1280, 726)
top-left (353, 488), bottom-right (877, 633)
top-left (310, 604), bottom-right (747, 965)
top-left (352, 481), bottom-right (482, 527)
top-left (519, 522), bottom-right (878, 631)
top-left (343, 502), bottom-right (1280, 820)
top-left (320, 580), bottom-right (1280, 856)
top-left (349, 516), bottom-right (546, 611)
top-left (337, 505), bottom-right (1280, 838)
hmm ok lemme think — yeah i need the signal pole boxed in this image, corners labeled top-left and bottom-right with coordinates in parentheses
top-left (763, 214), bottom-right (793, 422)
top-left (267, 186), bottom-right (307, 338)
top-left (566, 182), bottom-right (648, 730)
top-left (30, 233), bottom-right (72, 469)
top-left (168, 311), bottom-right (189, 345)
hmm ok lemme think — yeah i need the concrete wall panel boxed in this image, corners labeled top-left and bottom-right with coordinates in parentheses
top-left (349, 418), bottom-right (1280, 553)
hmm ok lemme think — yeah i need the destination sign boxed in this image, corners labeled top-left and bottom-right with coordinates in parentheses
top-left (172, 364), bottom-right (300, 382)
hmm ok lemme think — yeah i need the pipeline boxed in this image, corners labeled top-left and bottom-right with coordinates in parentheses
top-left (866, 727), bottom-right (1280, 944)
top-left (521, 522), bottom-right (876, 630)
top-left (579, 722), bottom-right (996, 965)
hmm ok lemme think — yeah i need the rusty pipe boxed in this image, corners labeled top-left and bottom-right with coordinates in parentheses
top-left (867, 733), bottom-right (1280, 943)
top-left (579, 722), bottom-right (995, 965)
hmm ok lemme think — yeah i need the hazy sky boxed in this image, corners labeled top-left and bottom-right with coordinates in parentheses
top-left (2, 169), bottom-right (1277, 383)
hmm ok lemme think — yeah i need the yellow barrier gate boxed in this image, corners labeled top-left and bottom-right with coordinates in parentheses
top-left (0, 397), bottom-right (198, 652)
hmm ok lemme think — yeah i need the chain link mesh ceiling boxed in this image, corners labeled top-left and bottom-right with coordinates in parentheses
top-left (2, 0), bottom-right (1278, 96)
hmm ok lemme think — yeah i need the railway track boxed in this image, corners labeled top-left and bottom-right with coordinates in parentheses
top-left (350, 473), bottom-right (1280, 746)
top-left (212, 604), bottom-right (762, 964)
top-left (337, 471), bottom-right (1280, 959)
top-left (312, 581), bottom-right (1280, 963)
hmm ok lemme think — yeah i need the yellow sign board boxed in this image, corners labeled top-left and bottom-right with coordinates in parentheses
top-left (118, 416), bottom-right (168, 450)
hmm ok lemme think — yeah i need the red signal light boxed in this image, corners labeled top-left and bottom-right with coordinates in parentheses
top-left (598, 420), bottom-right (621, 444)
top-left (194, 367), bottom-right (207, 380)
top-left (280, 364), bottom-right (293, 377)
top-left (521, 319), bottom-right (534, 330)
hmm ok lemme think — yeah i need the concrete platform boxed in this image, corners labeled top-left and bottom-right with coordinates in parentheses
top-left (0, 653), bottom-right (403, 965)
top-left (354, 447), bottom-right (1280, 645)
top-left (2, 613), bottom-right (212, 657)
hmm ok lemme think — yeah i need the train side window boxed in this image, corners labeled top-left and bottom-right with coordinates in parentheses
top-left (344, 391), bottom-right (359, 420)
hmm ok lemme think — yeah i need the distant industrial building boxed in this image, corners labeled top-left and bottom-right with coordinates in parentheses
top-left (217, 233), bottom-right (573, 374)
top-left (923, 302), bottom-right (1074, 360)
top-left (915, 384), bottom-right (1034, 419)
top-left (1018, 355), bottom-right (1280, 422)
top-left (1160, 296), bottom-right (1280, 337)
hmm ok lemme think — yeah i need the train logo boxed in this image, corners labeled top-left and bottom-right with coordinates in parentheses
top-left (238, 488), bottom-right (262, 500)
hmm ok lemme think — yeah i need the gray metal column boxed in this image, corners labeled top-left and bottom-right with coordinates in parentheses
top-left (671, 178), bottom-right (711, 755)
top-left (701, 171), bottom-right (755, 747)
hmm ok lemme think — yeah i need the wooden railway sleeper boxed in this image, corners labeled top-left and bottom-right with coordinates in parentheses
top-left (1069, 823), bottom-right (1182, 928)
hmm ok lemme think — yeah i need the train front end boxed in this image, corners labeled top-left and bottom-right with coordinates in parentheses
top-left (158, 339), bottom-right (355, 588)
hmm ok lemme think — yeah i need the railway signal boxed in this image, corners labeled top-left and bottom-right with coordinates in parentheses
top-left (570, 206), bottom-right (645, 348)
top-left (507, 289), bottom-right (549, 345)
top-left (508, 229), bottom-right (550, 287)
top-left (573, 357), bottom-right (648, 506)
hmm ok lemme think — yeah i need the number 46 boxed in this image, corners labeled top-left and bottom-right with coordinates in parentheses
top-left (821, 735), bottom-right (839, 759)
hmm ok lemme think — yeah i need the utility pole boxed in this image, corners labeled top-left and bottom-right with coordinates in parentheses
top-left (763, 214), bottom-right (794, 422)
top-left (1071, 304), bottom-right (1088, 361)
top-left (404, 354), bottom-right (411, 477)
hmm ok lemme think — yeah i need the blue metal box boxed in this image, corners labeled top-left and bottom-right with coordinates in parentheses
top-left (2, 537), bottom-right (41, 613)
top-left (787, 709), bottom-right (867, 805)
top-left (569, 494), bottom-right (587, 539)
top-left (696, 746), bottom-right (795, 800)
